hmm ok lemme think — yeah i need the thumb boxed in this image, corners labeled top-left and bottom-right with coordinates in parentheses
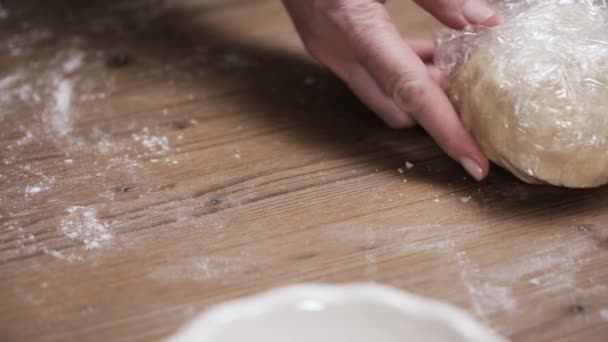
top-left (413, 0), bottom-right (501, 29)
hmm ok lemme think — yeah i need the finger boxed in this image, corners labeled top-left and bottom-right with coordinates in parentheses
top-left (340, 63), bottom-right (438, 127)
top-left (426, 65), bottom-right (441, 84)
top-left (413, 0), bottom-right (501, 29)
top-left (406, 39), bottom-right (434, 62)
top-left (341, 2), bottom-right (489, 179)
top-left (340, 62), bottom-right (415, 128)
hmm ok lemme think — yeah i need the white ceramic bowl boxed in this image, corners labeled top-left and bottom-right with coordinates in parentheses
top-left (167, 283), bottom-right (507, 342)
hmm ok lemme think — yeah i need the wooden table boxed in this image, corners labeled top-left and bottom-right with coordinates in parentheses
top-left (1, 1), bottom-right (607, 341)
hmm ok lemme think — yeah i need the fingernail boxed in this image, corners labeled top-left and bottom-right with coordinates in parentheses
top-left (462, 0), bottom-right (496, 25)
top-left (460, 157), bottom-right (484, 181)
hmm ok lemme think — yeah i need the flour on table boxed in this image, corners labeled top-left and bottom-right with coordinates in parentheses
top-left (132, 127), bottom-right (171, 153)
top-left (0, 3), bottom-right (8, 19)
top-left (25, 185), bottom-right (44, 196)
top-left (63, 51), bottom-right (84, 73)
top-left (131, 127), bottom-right (179, 164)
top-left (0, 0), bottom-right (184, 266)
top-left (24, 176), bottom-right (56, 197)
top-left (59, 206), bottom-right (112, 250)
top-left (14, 131), bottom-right (34, 147)
top-left (455, 251), bottom-right (518, 320)
top-left (49, 79), bottom-right (74, 136)
top-left (148, 256), bottom-right (240, 282)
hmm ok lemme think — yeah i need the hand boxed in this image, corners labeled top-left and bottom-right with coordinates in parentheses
top-left (283, 0), bottom-right (500, 180)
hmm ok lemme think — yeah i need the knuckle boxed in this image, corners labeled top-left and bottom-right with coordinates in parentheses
top-left (301, 39), bottom-right (337, 70)
top-left (325, 1), bottom-right (388, 37)
top-left (302, 39), bottom-right (324, 62)
top-left (389, 76), bottom-right (427, 114)
top-left (435, 133), bottom-right (458, 150)
top-left (386, 114), bottom-right (416, 129)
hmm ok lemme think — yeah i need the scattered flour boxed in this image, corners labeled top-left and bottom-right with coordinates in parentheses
top-left (6, 27), bottom-right (52, 56)
top-left (63, 51), bottom-right (84, 73)
top-left (131, 127), bottom-right (179, 165)
top-left (132, 127), bottom-right (171, 154)
top-left (15, 131), bottom-right (34, 147)
top-left (460, 195), bottom-right (471, 203)
top-left (50, 79), bottom-right (74, 136)
top-left (148, 256), bottom-right (238, 282)
top-left (484, 241), bottom-right (592, 297)
top-left (17, 84), bottom-right (41, 103)
top-left (474, 283), bottom-right (517, 316)
top-left (0, 73), bottom-right (22, 91)
top-left (59, 206), bottom-right (112, 250)
top-left (364, 227), bottom-right (378, 278)
top-left (488, 251), bottom-right (581, 281)
top-left (0, 4), bottom-right (8, 19)
top-left (400, 239), bottom-right (455, 253)
top-left (456, 251), bottom-right (518, 319)
top-left (24, 176), bottom-right (56, 197)
top-left (600, 309), bottom-right (608, 321)
top-left (1, 0), bottom-right (184, 266)
top-left (40, 245), bottom-right (84, 262)
top-left (25, 185), bottom-right (43, 195)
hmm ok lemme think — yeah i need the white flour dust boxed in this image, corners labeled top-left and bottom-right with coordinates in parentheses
top-left (14, 131), bottom-right (34, 147)
top-left (0, 51), bottom-right (86, 141)
top-left (0, 0), bottom-right (190, 267)
top-left (483, 242), bottom-right (593, 297)
top-left (600, 309), bottom-right (608, 321)
top-left (476, 283), bottom-right (517, 315)
top-left (0, 3), bottom-right (8, 19)
top-left (456, 251), bottom-right (518, 319)
top-left (39, 246), bottom-right (84, 263)
top-left (336, 223), bottom-right (603, 326)
top-left (24, 176), bottom-right (56, 197)
top-left (25, 185), bottom-right (45, 196)
top-left (148, 256), bottom-right (240, 282)
top-left (454, 235), bottom-right (600, 323)
top-left (132, 127), bottom-right (179, 165)
top-left (7, 221), bottom-right (90, 263)
top-left (48, 50), bottom-right (84, 136)
top-left (58, 206), bottom-right (112, 250)
top-left (63, 51), bottom-right (84, 73)
top-left (0, 73), bottom-right (22, 91)
top-left (364, 227), bottom-right (378, 278)
top-left (132, 127), bottom-right (171, 154)
top-left (50, 79), bottom-right (74, 136)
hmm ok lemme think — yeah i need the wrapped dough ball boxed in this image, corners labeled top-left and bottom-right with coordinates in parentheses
top-left (438, 2), bottom-right (608, 188)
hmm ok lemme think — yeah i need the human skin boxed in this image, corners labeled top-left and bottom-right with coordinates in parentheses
top-left (283, 0), bottom-right (500, 180)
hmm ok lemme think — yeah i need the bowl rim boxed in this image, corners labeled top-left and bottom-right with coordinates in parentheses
top-left (167, 283), bottom-right (507, 342)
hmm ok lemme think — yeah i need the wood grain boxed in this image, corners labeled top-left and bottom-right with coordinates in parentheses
top-left (1, 1), bottom-right (607, 341)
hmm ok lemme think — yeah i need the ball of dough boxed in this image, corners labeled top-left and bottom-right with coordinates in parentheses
top-left (448, 4), bottom-right (608, 188)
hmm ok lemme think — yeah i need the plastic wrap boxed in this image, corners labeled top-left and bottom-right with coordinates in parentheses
top-left (435, 0), bottom-right (608, 188)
